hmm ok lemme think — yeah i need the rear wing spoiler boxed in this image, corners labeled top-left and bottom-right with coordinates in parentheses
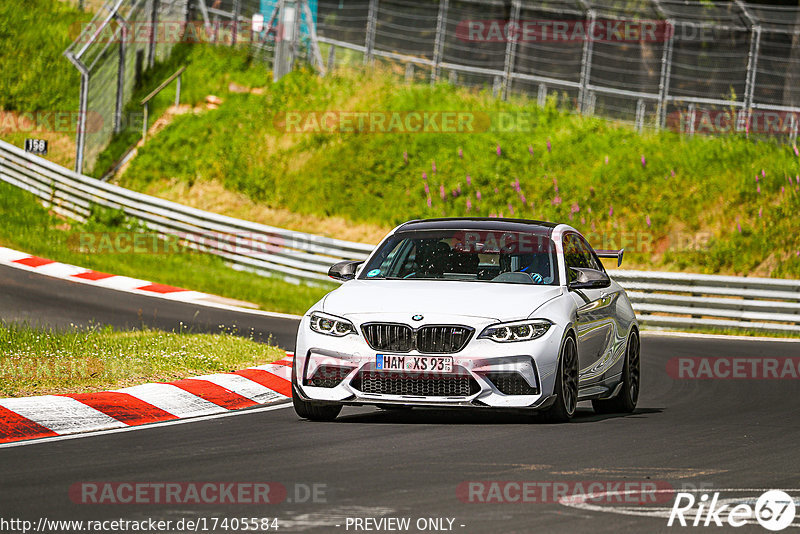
top-left (595, 248), bottom-right (624, 267)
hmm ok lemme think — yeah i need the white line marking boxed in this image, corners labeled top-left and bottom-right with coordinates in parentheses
top-left (0, 249), bottom-right (302, 320)
top-left (250, 363), bottom-right (292, 380)
top-left (641, 329), bottom-right (800, 343)
top-left (0, 247), bottom-right (31, 263)
top-left (187, 373), bottom-right (284, 403)
top-left (114, 383), bottom-right (226, 417)
top-left (0, 396), bottom-right (127, 434)
top-left (559, 487), bottom-right (800, 527)
top-left (0, 402), bottom-right (293, 449)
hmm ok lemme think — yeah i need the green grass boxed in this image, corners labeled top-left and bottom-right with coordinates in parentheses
top-left (0, 180), bottom-right (333, 315)
top-left (90, 43), bottom-right (271, 176)
top-left (119, 67), bottom-right (800, 279)
top-left (0, 0), bottom-right (82, 112)
top-left (0, 322), bottom-right (286, 397)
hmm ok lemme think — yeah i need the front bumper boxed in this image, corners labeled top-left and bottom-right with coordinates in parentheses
top-left (294, 315), bottom-right (566, 410)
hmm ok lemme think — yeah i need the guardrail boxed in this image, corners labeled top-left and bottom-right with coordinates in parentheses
top-left (1, 139), bottom-right (798, 334)
top-left (0, 139), bottom-right (372, 284)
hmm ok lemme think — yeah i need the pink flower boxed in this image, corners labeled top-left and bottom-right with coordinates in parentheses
top-left (794, 145), bottom-right (799, 157)
top-left (426, 196), bottom-right (432, 208)
top-left (755, 175), bottom-right (759, 182)
top-left (458, 147), bottom-right (463, 159)
top-left (762, 169), bottom-right (766, 178)
top-left (494, 187), bottom-right (499, 193)
top-left (452, 189), bottom-right (459, 198)
top-left (580, 216), bottom-right (586, 224)
top-left (403, 151), bottom-right (408, 164)
top-left (671, 169), bottom-right (675, 177)
top-left (424, 183), bottom-right (429, 194)
top-left (604, 155), bottom-right (609, 165)
top-left (457, 184), bottom-right (462, 194)
top-left (496, 144), bottom-right (502, 156)
top-left (737, 220), bottom-right (742, 233)
top-left (528, 146), bottom-right (534, 156)
top-left (781, 186), bottom-right (785, 193)
top-left (439, 184), bottom-right (446, 199)
top-left (609, 205), bottom-right (614, 217)
top-left (551, 196), bottom-right (562, 206)
top-left (422, 172), bottom-right (427, 180)
top-left (571, 202), bottom-right (580, 214)
top-left (466, 174), bottom-right (472, 186)
top-left (758, 207), bottom-right (762, 218)
top-left (546, 139), bottom-right (552, 153)
top-left (520, 193), bottom-right (527, 204)
top-left (646, 214), bottom-right (651, 227)
top-left (432, 161), bottom-right (437, 173)
top-left (476, 191), bottom-right (482, 201)
top-left (508, 203), bottom-right (514, 215)
top-left (757, 185), bottom-right (761, 193)
top-left (641, 155), bottom-right (646, 168)
top-left (796, 175), bottom-right (799, 184)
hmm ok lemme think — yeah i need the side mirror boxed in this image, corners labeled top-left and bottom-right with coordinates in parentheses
top-left (568, 267), bottom-right (610, 290)
top-left (328, 260), bottom-right (363, 281)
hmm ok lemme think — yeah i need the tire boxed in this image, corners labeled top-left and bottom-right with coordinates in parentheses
top-left (292, 382), bottom-right (342, 421)
top-left (539, 335), bottom-right (579, 423)
top-left (592, 329), bottom-right (640, 415)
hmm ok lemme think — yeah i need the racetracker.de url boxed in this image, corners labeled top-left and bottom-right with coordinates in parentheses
top-left (0, 517), bottom-right (280, 533)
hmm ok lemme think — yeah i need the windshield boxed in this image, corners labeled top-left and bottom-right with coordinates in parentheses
top-left (359, 229), bottom-right (559, 285)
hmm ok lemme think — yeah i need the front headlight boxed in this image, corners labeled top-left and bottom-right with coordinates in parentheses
top-left (478, 319), bottom-right (552, 343)
top-left (309, 312), bottom-right (356, 337)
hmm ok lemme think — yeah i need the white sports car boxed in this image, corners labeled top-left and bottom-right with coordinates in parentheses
top-left (292, 218), bottom-right (639, 423)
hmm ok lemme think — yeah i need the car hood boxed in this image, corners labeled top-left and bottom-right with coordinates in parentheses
top-left (322, 280), bottom-right (564, 322)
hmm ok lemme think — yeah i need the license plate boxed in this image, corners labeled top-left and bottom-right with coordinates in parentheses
top-left (376, 354), bottom-right (453, 373)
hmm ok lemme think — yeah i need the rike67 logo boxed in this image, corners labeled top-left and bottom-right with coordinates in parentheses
top-left (668, 490), bottom-right (797, 531)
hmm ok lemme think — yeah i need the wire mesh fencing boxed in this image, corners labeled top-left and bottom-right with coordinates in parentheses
top-left (312, 0), bottom-right (800, 140)
top-left (65, 0), bottom-right (800, 174)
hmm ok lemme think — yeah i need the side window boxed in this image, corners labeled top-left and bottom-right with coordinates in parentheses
top-left (577, 236), bottom-right (604, 272)
top-left (563, 234), bottom-right (589, 282)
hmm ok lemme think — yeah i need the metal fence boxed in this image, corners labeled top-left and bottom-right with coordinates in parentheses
top-left (65, 0), bottom-right (800, 173)
top-left (308, 0), bottom-right (800, 139)
top-left (64, 0), bottom-right (190, 174)
top-left (2, 139), bottom-right (799, 334)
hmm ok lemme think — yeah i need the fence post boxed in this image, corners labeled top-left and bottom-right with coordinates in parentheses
top-left (502, 0), bottom-right (520, 100)
top-left (538, 84), bottom-right (547, 107)
top-left (364, 0), bottom-right (378, 65)
top-left (327, 44), bottom-right (336, 72)
top-left (431, 0), bottom-right (449, 83)
top-left (635, 99), bottom-right (646, 132)
top-left (743, 25), bottom-right (762, 123)
top-left (114, 14), bottom-right (127, 134)
top-left (578, 10), bottom-right (596, 113)
top-left (231, 0), bottom-right (241, 46)
top-left (148, 0), bottom-right (160, 68)
top-left (656, 19), bottom-right (675, 129)
top-left (405, 62), bottom-right (414, 82)
top-left (64, 51), bottom-right (89, 174)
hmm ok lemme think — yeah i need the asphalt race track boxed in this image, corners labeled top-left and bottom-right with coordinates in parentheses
top-left (1, 264), bottom-right (799, 533)
top-left (0, 264), bottom-right (299, 348)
